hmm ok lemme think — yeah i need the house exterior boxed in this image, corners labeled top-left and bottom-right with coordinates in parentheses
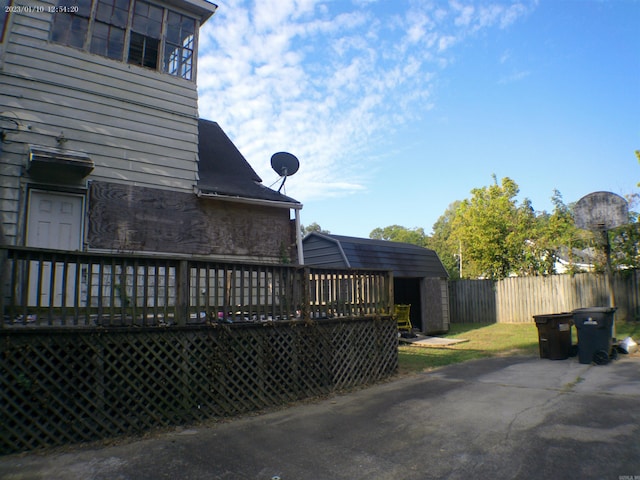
top-left (303, 233), bottom-right (450, 334)
top-left (0, 0), bottom-right (301, 264)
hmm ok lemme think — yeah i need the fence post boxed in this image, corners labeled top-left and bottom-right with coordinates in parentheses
top-left (175, 260), bottom-right (189, 326)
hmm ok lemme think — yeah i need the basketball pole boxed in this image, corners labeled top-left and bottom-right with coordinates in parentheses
top-left (602, 228), bottom-right (617, 339)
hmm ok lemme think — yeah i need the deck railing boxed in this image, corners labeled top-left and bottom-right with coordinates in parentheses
top-left (1, 245), bottom-right (393, 327)
top-left (0, 245), bottom-right (397, 454)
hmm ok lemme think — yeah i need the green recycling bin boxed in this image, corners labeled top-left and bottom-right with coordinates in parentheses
top-left (572, 307), bottom-right (616, 365)
top-left (533, 313), bottom-right (573, 360)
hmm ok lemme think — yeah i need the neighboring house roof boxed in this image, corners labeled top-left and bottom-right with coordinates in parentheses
top-left (197, 119), bottom-right (300, 206)
top-left (302, 233), bottom-right (449, 278)
top-left (554, 246), bottom-right (598, 273)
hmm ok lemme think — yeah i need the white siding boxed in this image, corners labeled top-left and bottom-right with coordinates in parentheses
top-left (1, 2), bottom-right (205, 243)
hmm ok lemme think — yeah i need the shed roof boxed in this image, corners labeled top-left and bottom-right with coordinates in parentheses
top-left (302, 233), bottom-right (449, 278)
top-left (197, 119), bottom-right (300, 206)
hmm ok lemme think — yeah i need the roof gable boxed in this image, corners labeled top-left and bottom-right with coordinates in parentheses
top-left (197, 119), bottom-right (300, 205)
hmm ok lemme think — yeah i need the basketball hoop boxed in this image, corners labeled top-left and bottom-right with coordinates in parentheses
top-left (574, 191), bottom-right (629, 311)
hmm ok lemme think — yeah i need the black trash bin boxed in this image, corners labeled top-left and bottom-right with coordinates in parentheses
top-left (533, 313), bottom-right (573, 360)
top-left (572, 307), bottom-right (616, 365)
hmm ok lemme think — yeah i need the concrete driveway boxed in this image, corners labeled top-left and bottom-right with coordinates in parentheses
top-left (2, 354), bottom-right (639, 480)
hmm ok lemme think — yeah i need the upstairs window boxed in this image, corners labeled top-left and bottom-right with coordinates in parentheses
top-left (90, 0), bottom-right (130, 60)
top-left (50, 0), bottom-right (92, 49)
top-left (164, 11), bottom-right (195, 80)
top-left (128, 1), bottom-right (162, 69)
top-left (1, 0), bottom-right (10, 43)
top-left (50, 0), bottom-right (199, 80)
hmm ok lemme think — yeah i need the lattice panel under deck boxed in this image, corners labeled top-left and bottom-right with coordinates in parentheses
top-left (0, 317), bottom-right (397, 454)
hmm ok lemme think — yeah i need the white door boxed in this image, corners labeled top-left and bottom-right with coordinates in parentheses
top-left (26, 191), bottom-right (84, 306)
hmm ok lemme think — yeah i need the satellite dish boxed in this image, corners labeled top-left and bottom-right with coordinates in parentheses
top-left (574, 191), bottom-right (628, 231)
top-left (271, 152), bottom-right (299, 177)
top-left (270, 152), bottom-right (299, 193)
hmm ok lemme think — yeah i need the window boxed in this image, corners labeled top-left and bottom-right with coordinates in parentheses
top-left (164, 11), bottom-right (195, 80)
top-left (50, 0), bottom-right (92, 49)
top-left (1, 0), bottom-right (10, 43)
top-left (90, 0), bottom-right (129, 60)
top-left (128, 0), bottom-right (162, 69)
top-left (50, 0), bottom-right (199, 80)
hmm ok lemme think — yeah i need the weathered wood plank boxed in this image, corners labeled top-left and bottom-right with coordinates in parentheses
top-left (87, 181), bottom-right (294, 259)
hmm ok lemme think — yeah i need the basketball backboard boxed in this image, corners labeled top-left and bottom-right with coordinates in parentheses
top-left (574, 191), bottom-right (628, 231)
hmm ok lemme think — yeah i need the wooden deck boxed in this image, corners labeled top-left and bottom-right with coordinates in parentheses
top-left (0, 245), bottom-right (397, 454)
top-left (1, 245), bottom-right (392, 328)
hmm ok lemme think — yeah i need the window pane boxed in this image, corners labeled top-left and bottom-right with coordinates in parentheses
top-left (143, 36), bottom-right (159, 67)
top-left (1, 0), bottom-right (9, 43)
top-left (96, 0), bottom-right (130, 28)
top-left (166, 11), bottom-right (180, 42)
top-left (51, 12), bottom-right (73, 44)
top-left (75, 0), bottom-right (93, 16)
top-left (132, 0), bottom-right (162, 39)
top-left (164, 10), bottom-right (195, 79)
top-left (50, 0), bottom-right (91, 48)
top-left (115, 0), bottom-right (129, 11)
top-left (128, 31), bottom-right (143, 65)
top-left (90, 22), bottom-right (107, 53)
top-left (128, 30), bottom-right (158, 69)
top-left (58, 14), bottom-right (89, 48)
top-left (181, 16), bottom-right (194, 36)
top-left (90, 22), bottom-right (125, 60)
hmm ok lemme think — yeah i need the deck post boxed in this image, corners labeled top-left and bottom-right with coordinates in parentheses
top-left (176, 260), bottom-right (189, 326)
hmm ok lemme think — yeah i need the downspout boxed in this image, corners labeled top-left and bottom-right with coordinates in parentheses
top-left (295, 208), bottom-right (304, 265)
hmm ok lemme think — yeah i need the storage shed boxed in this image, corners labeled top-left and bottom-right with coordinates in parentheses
top-left (302, 233), bottom-right (450, 334)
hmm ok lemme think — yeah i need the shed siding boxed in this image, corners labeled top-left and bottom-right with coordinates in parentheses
top-left (421, 277), bottom-right (450, 334)
top-left (301, 236), bottom-right (347, 267)
top-left (0, 7), bottom-right (200, 245)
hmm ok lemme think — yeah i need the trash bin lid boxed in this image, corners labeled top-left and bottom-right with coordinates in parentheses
top-left (572, 307), bottom-right (617, 314)
top-left (533, 313), bottom-right (573, 323)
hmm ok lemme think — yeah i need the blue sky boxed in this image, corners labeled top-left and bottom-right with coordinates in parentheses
top-left (198, 0), bottom-right (640, 238)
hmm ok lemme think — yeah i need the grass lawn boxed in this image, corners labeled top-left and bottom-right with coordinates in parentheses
top-left (397, 321), bottom-right (640, 375)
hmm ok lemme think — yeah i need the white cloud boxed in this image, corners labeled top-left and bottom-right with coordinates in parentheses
top-left (498, 70), bottom-right (531, 84)
top-left (197, 1), bottom-right (536, 202)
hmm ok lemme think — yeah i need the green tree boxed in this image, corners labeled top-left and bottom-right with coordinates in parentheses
top-left (369, 225), bottom-right (429, 246)
top-left (428, 201), bottom-right (462, 279)
top-left (536, 190), bottom-right (586, 275)
top-left (609, 193), bottom-right (640, 270)
top-left (301, 222), bottom-right (329, 236)
top-left (450, 176), bottom-right (530, 279)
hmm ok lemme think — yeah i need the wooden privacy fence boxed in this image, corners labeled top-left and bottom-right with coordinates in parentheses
top-left (1, 318), bottom-right (398, 454)
top-left (0, 245), bottom-right (396, 454)
top-left (449, 270), bottom-right (640, 323)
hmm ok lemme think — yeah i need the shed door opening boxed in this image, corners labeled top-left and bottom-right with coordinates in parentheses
top-left (394, 277), bottom-right (422, 332)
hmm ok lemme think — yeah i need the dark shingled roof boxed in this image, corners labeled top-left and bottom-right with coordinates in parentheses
top-left (197, 119), bottom-right (300, 205)
top-left (302, 233), bottom-right (449, 278)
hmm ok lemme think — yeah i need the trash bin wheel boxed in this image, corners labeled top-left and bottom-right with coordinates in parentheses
top-left (610, 348), bottom-right (619, 361)
top-left (592, 350), bottom-right (609, 365)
